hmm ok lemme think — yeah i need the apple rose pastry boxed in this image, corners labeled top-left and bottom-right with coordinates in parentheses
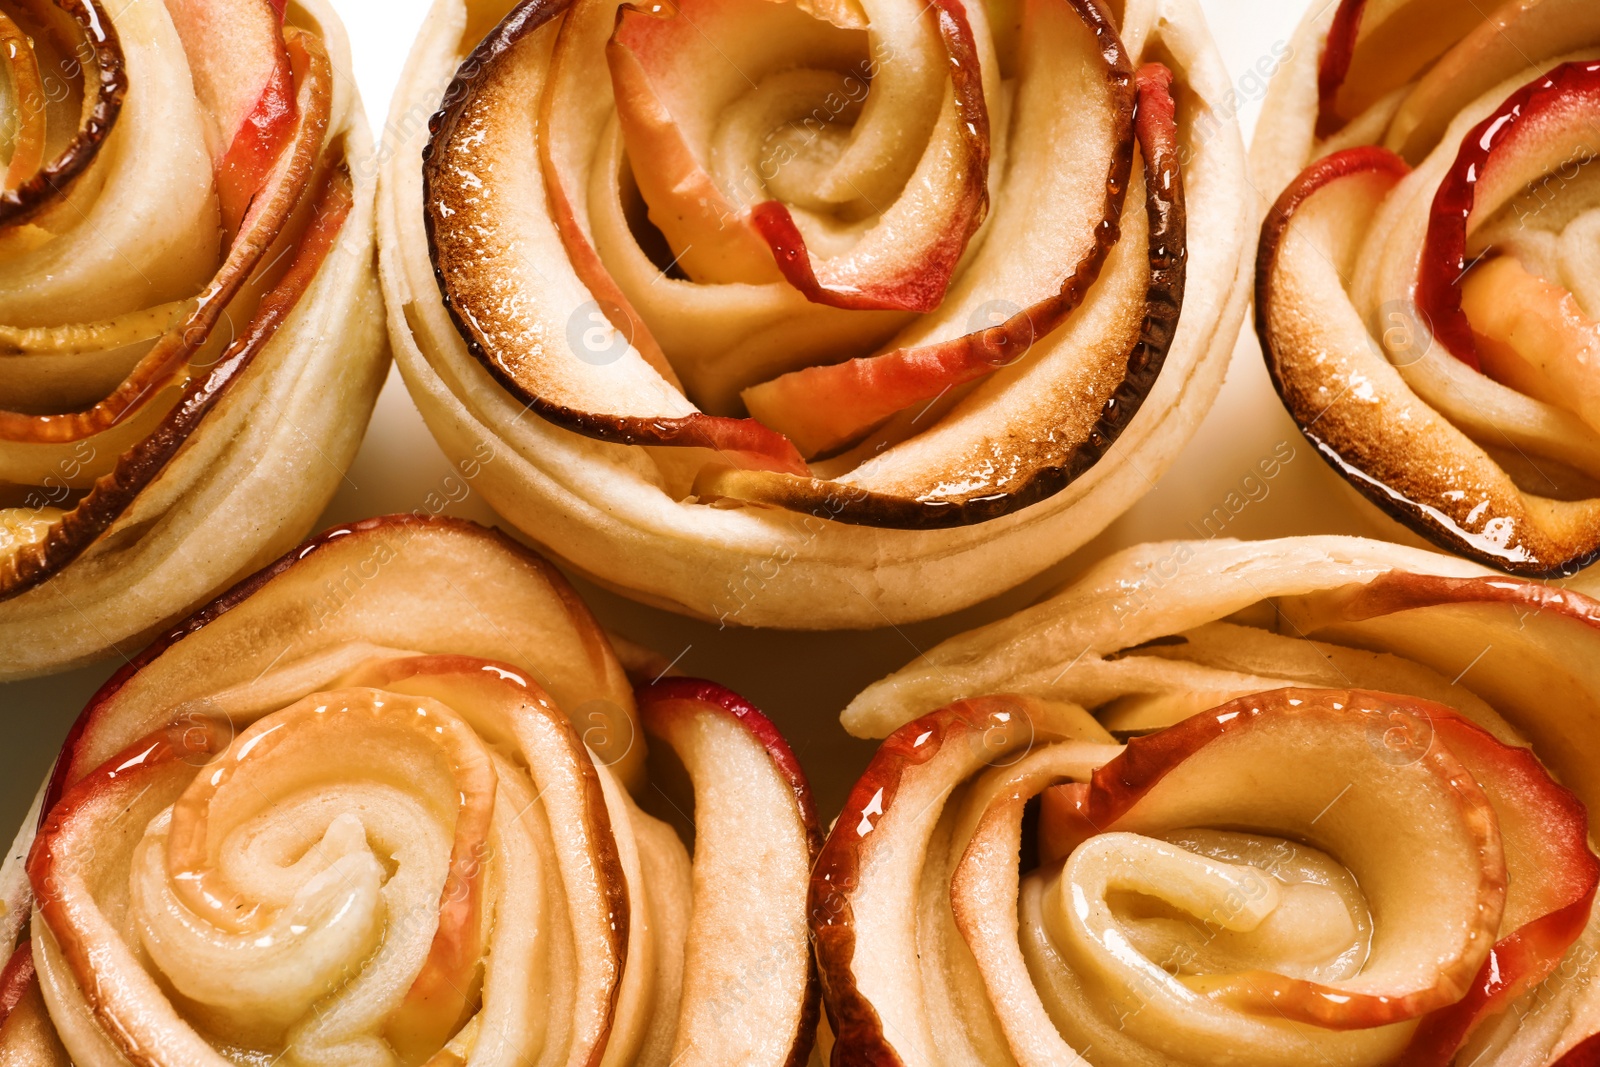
top-left (1253, 0), bottom-right (1600, 577)
top-left (815, 535), bottom-right (1600, 1066)
top-left (378, 0), bottom-right (1251, 627)
top-left (0, 0), bottom-right (387, 677)
top-left (0, 515), bottom-right (822, 1066)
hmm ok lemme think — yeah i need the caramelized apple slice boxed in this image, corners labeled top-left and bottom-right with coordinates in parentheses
top-left (0, 25), bottom-right (330, 447)
top-left (810, 694), bottom-right (1109, 1065)
top-left (700, 33), bottom-right (1178, 524)
top-left (424, 1), bottom-right (808, 475)
top-left (1382, 0), bottom-right (1600, 161)
top-left (1255, 146), bottom-right (1597, 573)
top-left (0, 145), bottom-right (347, 601)
top-left (637, 678), bottom-right (821, 1067)
top-left (607, 0), bottom-right (988, 311)
top-left (1315, 0), bottom-right (1487, 137)
top-left (742, 64), bottom-right (1170, 459)
top-left (1417, 61), bottom-right (1600, 373)
top-left (0, 0), bottom-right (124, 227)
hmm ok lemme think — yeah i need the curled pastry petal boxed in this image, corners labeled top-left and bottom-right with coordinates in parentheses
top-left (0, 514), bottom-right (822, 1066)
top-left (382, 0), bottom-right (1251, 626)
top-left (823, 535), bottom-right (1600, 1066)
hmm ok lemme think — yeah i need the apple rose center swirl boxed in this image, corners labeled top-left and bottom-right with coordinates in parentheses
top-left (814, 688), bottom-right (1600, 1067)
top-left (421, 0), bottom-right (1193, 527)
top-left (22, 652), bottom-right (821, 1067)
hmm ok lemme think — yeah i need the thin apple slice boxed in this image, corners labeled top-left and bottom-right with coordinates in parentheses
top-left (0, 941), bottom-right (68, 1064)
top-left (699, 33), bottom-right (1177, 524)
top-left (0, 25), bottom-right (331, 449)
top-left (424, 1), bottom-right (808, 476)
top-left (48, 515), bottom-right (644, 797)
top-left (0, 8), bottom-right (47, 192)
top-left (810, 694), bottom-right (1109, 1065)
top-left (164, 0), bottom-right (297, 233)
top-left (1382, 0), bottom-right (1600, 160)
top-left (741, 64), bottom-right (1172, 459)
top-left (744, 0), bottom-right (990, 312)
top-left (1040, 690), bottom-right (1506, 1033)
top-left (0, 0), bottom-right (124, 228)
top-left (1417, 61), bottom-right (1600, 372)
top-left (1315, 0), bottom-right (1486, 138)
top-left (636, 678), bottom-right (821, 1067)
top-left (0, 110), bottom-right (345, 602)
top-left (28, 720), bottom-right (236, 1065)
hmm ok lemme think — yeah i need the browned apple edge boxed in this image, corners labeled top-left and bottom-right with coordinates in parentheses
top-left (0, 0), bottom-right (126, 228)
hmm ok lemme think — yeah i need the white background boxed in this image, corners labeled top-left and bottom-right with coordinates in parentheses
top-left (0, 0), bottom-right (1384, 824)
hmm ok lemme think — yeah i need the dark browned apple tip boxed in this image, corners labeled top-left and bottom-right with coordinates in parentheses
top-left (1255, 150), bottom-right (1600, 580)
top-left (0, 0), bottom-right (126, 229)
top-left (0, 159), bottom-right (351, 604)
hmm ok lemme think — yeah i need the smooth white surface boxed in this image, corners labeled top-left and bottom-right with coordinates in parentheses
top-left (1, 0), bottom-right (1393, 825)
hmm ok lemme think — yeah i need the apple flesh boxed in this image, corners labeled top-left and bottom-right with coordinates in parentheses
top-left (741, 63), bottom-right (1174, 459)
top-left (164, 0), bottom-right (298, 234)
top-left (424, 1), bottom-right (811, 478)
top-left (1416, 61), bottom-right (1600, 373)
top-left (636, 678), bottom-right (821, 1067)
top-left (1037, 688), bottom-right (1596, 1062)
top-left (1462, 254), bottom-right (1600, 433)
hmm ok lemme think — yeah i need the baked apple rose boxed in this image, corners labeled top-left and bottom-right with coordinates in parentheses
top-left (1253, 0), bottom-right (1600, 578)
top-left (815, 536), bottom-right (1600, 1066)
top-left (0, 515), bottom-right (821, 1066)
top-left (379, 0), bottom-right (1251, 628)
top-left (0, 0), bottom-right (387, 677)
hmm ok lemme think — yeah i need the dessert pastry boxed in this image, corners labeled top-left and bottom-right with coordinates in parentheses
top-left (0, 514), bottom-right (821, 1066)
top-left (816, 536), bottom-right (1600, 1066)
top-left (1253, 0), bottom-right (1600, 577)
top-left (0, 0), bottom-right (388, 677)
top-left (379, 0), bottom-right (1251, 628)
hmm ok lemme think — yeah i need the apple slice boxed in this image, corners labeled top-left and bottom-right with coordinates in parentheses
top-left (636, 678), bottom-right (821, 1067)
top-left (605, 0), bottom-right (987, 311)
top-left (329, 655), bottom-right (630, 1067)
top-left (810, 694), bottom-right (1109, 1065)
top-left (1462, 254), bottom-right (1600, 433)
top-left (0, 0), bottom-right (124, 228)
top-left (424, 3), bottom-right (809, 476)
top-left (1417, 61), bottom-right (1600, 373)
top-left (0, 80), bottom-right (344, 603)
top-left (1315, 0), bottom-right (1486, 138)
top-left (743, 0), bottom-right (990, 313)
top-left (0, 8), bottom-right (47, 192)
top-left (1034, 689), bottom-right (1596, 1063)
top-left (46, 515), bottom-right (645, 800)
top-left (741, 64), bottom-right (1172, 459)
top-left (0, 941), bottom-right (67, 1063)
top-left (1381, 0), bottom-right (1600, 161)
top-left (164, 0), bottom-right (298, 234)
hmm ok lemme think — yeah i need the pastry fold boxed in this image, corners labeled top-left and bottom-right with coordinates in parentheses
top-left (0, 515), bottom-right (821, 1067)
top-left (379, 0), bottom-right (1251, 627)
top-left (818, 536), bottom-right (1600, 1067)
top-left (1254, 0), bottom-right (1600, 577)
